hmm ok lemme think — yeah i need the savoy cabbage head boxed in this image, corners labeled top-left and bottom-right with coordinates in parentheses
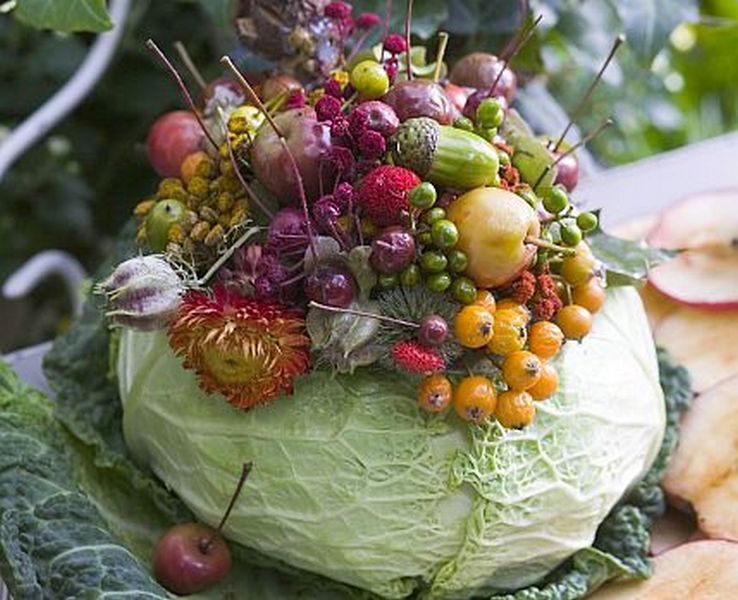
top-left (118, 287), bottom-right (665, 599)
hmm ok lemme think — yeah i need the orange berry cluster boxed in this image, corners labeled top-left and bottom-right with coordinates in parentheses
top-left (416, 247), bottom-right (607, 429)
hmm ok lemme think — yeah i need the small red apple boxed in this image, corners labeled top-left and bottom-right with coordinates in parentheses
top-left (153, 523), bottom-right (232, 595)
top-left (146, 111), bottom-right (206, 178)
top-left (382, 79), bottom-right (455, 124)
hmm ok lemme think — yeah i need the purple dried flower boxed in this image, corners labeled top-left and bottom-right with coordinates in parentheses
top-left (333, 182), bottom-right (355, 211)
top-left (331, 115), bottom-right (351, 138)
top-left (313, 197), bottom-right (342, 233)
top-left (316, 94), bottom-right (342, 122)
top-left (256, 253), bottom-right (288, 284)
top-left (254, 275), bottom-right (280, 300)
top-left (348, 109), bottom-right (369, 137)
top-left (358, 130), bottom-right (386, 159)
top-left (286, 89), bottom-right (306, 109)
top-left (383, 34), bottom-right (407, 55)
top-left (324, 78), bottom-right (343, 98)
top-left (324, 145), bottom-right (356, 179)
top-left (385, 57), bottom-right (399, 84)
top-left (355, 12), bottom-right (381, 29)
top-left (325, 1), bottom-right (352, 20)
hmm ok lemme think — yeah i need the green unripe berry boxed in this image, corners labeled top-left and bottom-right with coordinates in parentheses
top-left (475, 127), bottom-right (497, 143)
top-left (446, 249), bottom-right (468, 273)
top-left (497, 150), bottom-right (511, 167)
top-left (416, 231), bottom-right (433, 247)
top-left (450, 276), bottom-right (477, 304)
top-left (453, 116), bottom-right (474, 132)
top-left (430, 219), bottom-right (459, 249)
top-left (426, 272), bottom-right (452, 293)
top-left (422, 207), bottom-right (446, 226)
top-left (543, 185), bottom-right (569, 214)
top-left (476, 98), bottom-right (504, 129)
top-left (420, 250), bottom-right (448, 273)
top-left (145, 199), bottom-right (186, 252)
top-left (561, 222), bottom-right (583, 247)
top-left (350, 60), bottom-right (390, 99)
top-left (399, 264), bottom-right (421, 287)
top-left (576, 211), bottom-right (599, 232)
top-left (378, 273), bottom-right (399, 289)
top-left (409, 182), bottom-right (437, 210)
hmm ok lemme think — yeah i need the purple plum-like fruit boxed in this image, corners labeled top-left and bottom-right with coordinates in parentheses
top-left (383, 80), bottom-right (455, 125)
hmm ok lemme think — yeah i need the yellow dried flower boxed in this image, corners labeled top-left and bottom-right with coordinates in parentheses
top-left (190, 221), bottom-right (211, 242)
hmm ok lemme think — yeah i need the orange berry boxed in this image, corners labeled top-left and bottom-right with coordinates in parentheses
top-left (561, 245), bottom-right (597, 286)
top-left (572, 279), bottom-right (606, 313)
top-left (502, 351), bottom-right (543, 391)
top-left (556, 304), bottom-right (593, 340)
top-left (487, 309), bottom-right (527, 356)
top-left (417, 374), bottom-right (453, 413)
top-left (495, 298), bottom-right (530, 322)
top-left (180, 151), bottom-right (211, 185)
top-left (454, 376), bottom-right (497, 424)
top-left (495, 390), bottom-right (535, 428)
top-left (529, 321), bottom-right (564, 360)
top-left (454, 305), bottom-right (494, 349)
top-left (473, 290), bottom-right (496, 314)
top-left (529, 363), bottom-right (559, 401)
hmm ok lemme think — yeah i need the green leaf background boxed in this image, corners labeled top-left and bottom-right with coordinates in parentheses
top-left (14, 0), bottom-right (112, 33)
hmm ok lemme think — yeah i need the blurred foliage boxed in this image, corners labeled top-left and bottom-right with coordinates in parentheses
top-left (1, 0), bottom-right (737, 350)
top-left (13, 0), bottom-right (113, 33)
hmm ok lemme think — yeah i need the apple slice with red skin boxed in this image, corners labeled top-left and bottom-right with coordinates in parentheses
top-left (654, 308), bottom-right (738, 392)
top-left (649, 507), bottom-right (697, 556)
top-left (647, 190), bottom-right (738, 309)
top-left (662, 375), bottom-right (738, 541)
top-left (589, 540), bottom-right (738, 599)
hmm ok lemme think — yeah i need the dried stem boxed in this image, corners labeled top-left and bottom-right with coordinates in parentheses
top-left (490, 14), bottom-right (542, 96)
top-left (216, 462), bottom-right (253, 534)
top-left (146, 39), bottom-right (218, 151)
top-left (199, 226), bottom-right (260, 286)
top-left (174, 41), bottom-right (207, 89)
top-left (552, 34), bottom-right (625, 152)
top-left (525, 236), bottom-right (576, 256)
top-left (432, 32), bottom-right (449, 83)
top-left (404, 0), bottom-right (414, 80)
top-left (309, 300), bottom-right (419, 328)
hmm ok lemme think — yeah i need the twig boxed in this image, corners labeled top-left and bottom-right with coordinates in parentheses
top-left (404, 0), bottom-right (414, 80)
top-left (174, 41), bottom-right (207, 89)
top-left (309, 300), bottom-right (419, 328)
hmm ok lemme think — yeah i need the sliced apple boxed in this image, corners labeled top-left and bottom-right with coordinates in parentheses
top-left (662, 375), bottom-right (738, 540)
top-left (649, 507), bottom-right (697, 556)
top-left (639, 284), bottom-right (680, 330)
top-left (589, 540), bottom-right (738, 599)
top-left (648, 247), bottom-right (738, 309)
top-left (647, 189), bottom-right (738, 250)
top-left (646, 189), bottom-right (738, 309)
top-left (654, 308), bottom-right (738, 392)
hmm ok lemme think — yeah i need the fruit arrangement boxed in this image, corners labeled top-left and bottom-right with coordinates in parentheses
top-left (87, 2), bottom-right (681, 597)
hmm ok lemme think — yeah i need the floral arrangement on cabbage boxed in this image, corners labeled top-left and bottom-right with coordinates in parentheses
top-left (99, 3), bottom-right (669, 598)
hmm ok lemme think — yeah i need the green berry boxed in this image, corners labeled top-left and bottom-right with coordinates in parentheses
top-left (517, 188), bottom-right (538, 210)
top-left (416, 231), bottom-right (433, 247)
top-left (422, 207), bottom-right (446, 226)
top-left (475, 127), bottom-right (497, 143)
top-left (497, 150), bottom-right (511, 167)
top-left (476, 97), bottom-right (504, 129)
top-left (543, 185), bottom-right (569, 214)
top-left (378, 273), bottom-right (399, 289)
top-left (145, 199), bottom-right (186, 252)
top-left (576, 211), bottom-right (599, 232)
top-left (420, 250), bottom-right (448, 273)
top-left (409, 182), bottom-right (437, 210)
top-left (350, 60), bottom-right (390, 99)
top-left (430, 219), bottom-right (459, 249)
top-left (561, 222), bottom-right (583, 247)
top-left (399, 264), bottom-right (421, 287)
top-left (426, 272), bottom-right (452, 293)
top-left (453, 116), bottom-right (474, 132)
top-left (450, 276), bottom-right (477, 304)
top-left (446, 249), bottom-right (468, 273)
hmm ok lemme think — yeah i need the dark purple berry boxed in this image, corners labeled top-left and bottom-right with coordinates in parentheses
top-left (418, 314), bottom-right (449, 347)
top-left (383, 33), bottom-right (407, 55)
top-left (553, 152), bottom-right (579, 192)
top-left (305, 266), bottom-right (356, 308)
top-left (370, 226), bottom-right (416, 274)
top-left (313, 197), bottom-right (342, 232)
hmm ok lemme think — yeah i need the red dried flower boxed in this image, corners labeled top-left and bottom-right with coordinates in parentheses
top-left (383, 33), bottom-right (407, 55)
top-left (510, 271), bottom-right (536, 304)
top-left (391, 340), bottom-right (445, 374)
top-left (316, 94), bottom-right (342, 122)
top-left (358, 165), bottom-right (421, 226)
top-left (533, 295), bottom-right (563, 321)
top-left (355, 12), bottom-right (381, 29)
top-left (348, 108), bottom-right (370, 137)
top-left (537, 273), bottom-right (557, 296)
top-left (286, 89), bottom-right (306, 109)
top-left (357, 130), bottom-right (386, 158)
top-left (168, 286), bottom-right (311, 410)
top-left (330, 115), bottom-right (350, 138)
top-left (385, 57), bottom-right (399, 83)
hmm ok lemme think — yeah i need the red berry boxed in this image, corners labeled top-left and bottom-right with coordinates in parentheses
top-left (146, 111), bottom-right (205, 178)
top-left (383, 33), bottom-right (408, 55)
top-left (305, 266), bottom-right (356, 308)
top-left (391, 340), bottom-right (445, 374)
top-left (358, 165), bottom-right (421, 226)
top-left (370, 226), bottom-right (415, 274)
